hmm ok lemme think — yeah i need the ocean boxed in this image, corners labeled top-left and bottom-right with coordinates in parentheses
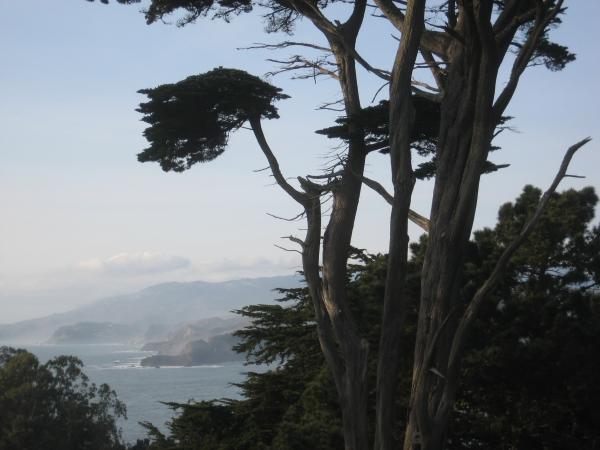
top-left (23, 344), bottom-right (255, 445)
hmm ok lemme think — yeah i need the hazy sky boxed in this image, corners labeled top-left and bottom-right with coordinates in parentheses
top-left (1, 1), bottom-right (598, 323)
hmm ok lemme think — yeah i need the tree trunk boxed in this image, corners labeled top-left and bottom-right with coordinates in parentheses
top-left (374, 1), bottom-right (425, 448)
top-left (303, 28), bottom-right (372, 449)
top-left (404, 7), bottom-right (500, 447)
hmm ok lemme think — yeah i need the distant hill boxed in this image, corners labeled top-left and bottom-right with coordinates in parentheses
top-left (0, 275), bottom-right (298, 344)
top-left (47, 322), bottom-right (141, 345)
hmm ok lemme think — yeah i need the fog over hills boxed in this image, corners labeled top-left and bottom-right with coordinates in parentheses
top-left (0, 275), bottom-right (299, 344)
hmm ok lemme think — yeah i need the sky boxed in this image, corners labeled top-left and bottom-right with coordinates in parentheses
top-left (0, 1), bottom-right (598, 323)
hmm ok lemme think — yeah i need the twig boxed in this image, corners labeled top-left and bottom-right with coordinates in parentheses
top-left (266, 211), bottom-right (306, 222)
top-left (274, 244), bottom-right (303, 255)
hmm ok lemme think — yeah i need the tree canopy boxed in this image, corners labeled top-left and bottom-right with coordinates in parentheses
top-left (0, 348), bottom-right (126, 450)
top-left (87, 0), bottom-right (591, 448)
top-left (139, 185), bottom-right (600, 449)
top-left (137, 68), bottom-right (288, 172)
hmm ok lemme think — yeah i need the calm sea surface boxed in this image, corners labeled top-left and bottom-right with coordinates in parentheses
top-left (23, 344), bottom-right (255, 445)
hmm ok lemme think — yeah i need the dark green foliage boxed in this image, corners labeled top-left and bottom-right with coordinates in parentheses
top-left (315, 99), bottom-right (510, 180)
top-left (517, 4), bottom-right (576, 72)
top-left (140, 283), bottom-right (343, 450)
top-left (88, 0), bottom-right (253, 26)
top-left (448, 186), bottom-right (600, 449)
top-left (143, 186), bottom-right (600, 449)
top-left (90, 0), bottom-right (575, 179)
top-left (136, 68), bottom-right (288, 172)
top-left (144, 0), bottom-right (252, 25)
top-left (233, 287), bottom-right (320, 365)
top-left (0, 348), bottom-right (126, 450)
top-left (88, 0), bottom-right (347, 32)
top-left (532, 35), bottom-right (576, 71)
top-left (314, 98), bottom-right (439, 155)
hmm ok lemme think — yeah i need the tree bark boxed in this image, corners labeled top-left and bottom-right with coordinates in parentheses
top-left (294, 4), bottom-right (373, 446)
top-left (374, 1), bottom-right (425, 449)
top-left (404, 4), bottom-right (501, 448)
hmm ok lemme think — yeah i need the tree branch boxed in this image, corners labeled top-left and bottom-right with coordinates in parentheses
top-left (493, 1), bottom-right (562, 120)
top-left (442, 137), bottom-right (591, 416)
top-left (266, 55), bottom-right (340, 80)
top-left (239, 41), bottom-right (332, 53)
top-left (361, 175), bottom-right (430, 231)
top-left (249, 116), bottom-right (308, 206)
top-left (420, 49), bottom-right (446, 93)
top-left (274, 244), bottom-right (303, 254)
top-left (371, 0), bottom-right (451, 58)
top-left (340, 0), bottom-right (367, 38)
top-left (266, 210), bottom-right (306, 221)
top-left (351, 49), bottom-right (391, 80)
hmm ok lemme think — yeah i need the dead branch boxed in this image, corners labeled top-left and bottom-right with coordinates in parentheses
top-left (317, 99), bottom-right (345, 111)
top-left (443, 137), bottom-right (592, 413)
top-left (420, 49), bottom-right (446, 92)
top-left (298, 175), bottom-right (338, 193)
top-left (411, 78), bottom-right (440, 92)
top-left (266, 210), bottom-right (306, 221)
top-left (274, 244), bottom-right (303, 254)
top-left (282, 234), bottom-right (306, 247)
top-left (361, 175), bottom-right (431, 232)
top-left (239, 41), bottom-right (332, 53)
top-left (351, 50), bottom-right (392, 81)
top-left (372, 81), bottom-right (390, 102)
top-left (306, 170), bottom-right (345, 180)
top-left (266, 55), bottom-right (339, 80)
top-left (249, 116), bottom-right (308, 206)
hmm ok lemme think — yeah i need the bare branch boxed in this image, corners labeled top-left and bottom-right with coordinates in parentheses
top-left (351, 50), bottom-right (392, 80)
top-left (266, 210), bottom-right (306, 222)
top-left (371, 81), bottom-right (390, 102)
top-left (420, 49), bottom-right (446, 92)
top-left (266, 55), bottom-right (340, 80)
top-left (249, 116), bottom-right (308, 206)
top-left (306, 170), bottom-right (344, 180)
top-left (361, 175), bottom-right (430, 232)
top-left (411, 78), bottom-right (440, 92)
top-left (239, 41), bottom-right (332, 53)
top-left (282, 234), bottom-right (306, 247)
top-left (317, 99), bottom-right (345, 111)
top-left (362, 175), bottom-right (394, 204)
top-left (298, 175), bottom-right (338, 193)
top-left (444, 137), bottom-right (592, 404)
top-left (274, 244), bottom-right (303, 255)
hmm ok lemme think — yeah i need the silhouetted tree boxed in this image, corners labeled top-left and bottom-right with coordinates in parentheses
top-left (89, 1), bottom-right (591, 448)
top-left (143, 186), bottom-right (600, 449)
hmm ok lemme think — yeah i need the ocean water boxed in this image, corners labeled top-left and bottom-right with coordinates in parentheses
top-left (22, 344), bottom-right (255, 445)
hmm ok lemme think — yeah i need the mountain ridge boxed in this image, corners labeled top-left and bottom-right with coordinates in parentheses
top-left (0, 275), bottom-right (299, 344)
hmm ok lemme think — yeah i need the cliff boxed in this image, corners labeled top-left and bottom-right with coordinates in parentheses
top-left (140, 333), bottom-right (243, 366)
